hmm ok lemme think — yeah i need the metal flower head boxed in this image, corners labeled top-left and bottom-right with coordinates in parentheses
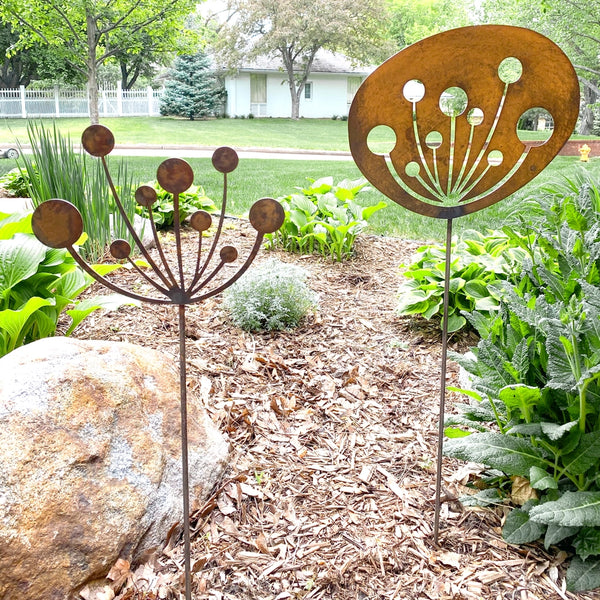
top-left (348, 25), bottom-right (580, 219)
top-left (31, 125), bottom-right (285, 306)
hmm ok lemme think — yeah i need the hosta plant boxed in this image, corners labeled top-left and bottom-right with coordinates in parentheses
top-left (444, 178), bottom-right (600, 592)
top-left (135, 181), bottom-right (217, 229)
top-left (222, 258), bottom-right (317, 332)
top-left (265, 177), bottom-right (386, 261)
top-left (0, 211), bottom-right (138, 357)
top-left (397, 229), bottom-right (527, 332)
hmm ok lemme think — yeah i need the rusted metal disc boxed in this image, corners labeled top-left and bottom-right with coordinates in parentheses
top-left (135, 185), bottom-right (157, 207)
top-left (212, 147), bottom-right (239, 174)
top-left (81, 125), bottom-right (115, 157)
top-left (248, 198), bottom-right (285, 234)
top-left (31, 199), bottom-right (83, 248)
top-left (189, 210), bottom-right (212, 232)
top-left (348, 25), bottom-right (580, 219)
top-left (156, 158), bottom-right (194, 194)
top-left (110, 239), bottom-right (131, 260)
top-left (220, 246), bottom-right (238, 263)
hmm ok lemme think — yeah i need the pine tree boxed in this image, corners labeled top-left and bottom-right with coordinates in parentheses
top-left (160, 52), bottom-right (225, 120)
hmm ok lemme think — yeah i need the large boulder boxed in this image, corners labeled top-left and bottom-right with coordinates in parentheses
top-left (0, 337), bottom-right (229, 600)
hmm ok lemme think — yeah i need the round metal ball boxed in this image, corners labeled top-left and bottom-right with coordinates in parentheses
top-left (220, 246), bottom-right (238, 263)
top-left (190, 210), bottom-right (212, 232)
top-left (249, 198), bottom-right (285, 234)
top-left (135, 185), bottom-right (157, 207)
top-left (212, 147), bottom-right (239, 173)
top-left (81, 125), bottom-right (115, 157)
top-left (156, 158), bottom-right (194, 194)
top-left (110, 239), bottom-right (131, 260)
top-left (31, 199), bottom-right (84, 249)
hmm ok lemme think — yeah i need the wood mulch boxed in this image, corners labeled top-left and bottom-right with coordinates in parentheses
top-left (71, 219), bottom-right (593, 600)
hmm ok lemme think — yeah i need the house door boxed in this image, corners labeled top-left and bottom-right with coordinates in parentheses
top-left (347, 76), bottom-right (363, 112)
top-left (250, 74), bottom-right (267, 117)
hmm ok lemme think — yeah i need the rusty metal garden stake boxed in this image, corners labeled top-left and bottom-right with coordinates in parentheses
top-left (348, 25), bottom-right (580, 543)
top-left (31, 125), bottom-right (284, 600)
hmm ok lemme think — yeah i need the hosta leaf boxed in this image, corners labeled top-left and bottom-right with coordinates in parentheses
top-left (444, 432), bottom-right (547, 477)
top-left (0, 234), bottom-right (48, 294)
top-left (530, 492), bottom-right (600, 527)
top-left (66, 294), bottom-right (140, 335)
top-left (503, 508), bottom-right (546, 544)
top-left (566, 556), bottom-right (600, 592)
top-left (562, 433), bottom-right (600, 476)
top-left (444, 312), bottom-right (466, 333)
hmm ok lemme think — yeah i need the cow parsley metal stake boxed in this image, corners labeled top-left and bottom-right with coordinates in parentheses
top-left (31, 125), bottom-right (284, 600)
top-left (348, 25), bottom-right (580, 543)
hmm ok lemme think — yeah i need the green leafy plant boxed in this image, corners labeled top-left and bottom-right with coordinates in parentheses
top-left (135, 181), bottom-right (217, 229)
top-left (0, 166), bottom-right (33, 197)
top-left (16, 121), bottom-right (137, 261)
top-left (222, 258), bottom-right (317, 332)
top-left (444, 178), bottom-right (600, 591)
top-left (397, 230), bottom-right (527, 332)
top-left (0, 211), bottom-right (138, 358)
top-left (265, 177), bottom-right (386, 261)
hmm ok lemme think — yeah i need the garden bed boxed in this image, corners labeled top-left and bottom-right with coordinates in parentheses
top-left (69, 222), bottom-right (595, 600)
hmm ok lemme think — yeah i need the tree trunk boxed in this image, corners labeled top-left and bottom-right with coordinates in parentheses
top-left (86, 12), bottom-right (100, 124)
top-left (579, 84), bottom-right (597, 136)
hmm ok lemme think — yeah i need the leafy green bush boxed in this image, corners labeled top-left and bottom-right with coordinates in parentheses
top-left (445, 178), bottom-right (600, 591)
top-left (0, 166), bottom-right (33, 197)
top-left (265, 177), bottom-right (386, 261)
top-left (222, 258), bottom-right (317, 332)
top-left (135, 182), bottom-right (217, 229)
top-left (0, 210), bottom-right (137, 357)
top-left (17, 121), bottom-right (137, 261)
top-left (397, 230), bottom-right (527, 332)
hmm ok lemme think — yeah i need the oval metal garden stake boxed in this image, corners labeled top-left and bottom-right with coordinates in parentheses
top-left (31, 125), bottom-right (284, 600)
top-left (348, 25), bottom-right (580, 543)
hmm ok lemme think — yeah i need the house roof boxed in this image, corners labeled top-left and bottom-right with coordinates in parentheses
top-left (238, 49), bottom-right (375, 76)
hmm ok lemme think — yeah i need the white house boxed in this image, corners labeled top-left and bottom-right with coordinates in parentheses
top-left (223, 50), bottom-right (375, 119)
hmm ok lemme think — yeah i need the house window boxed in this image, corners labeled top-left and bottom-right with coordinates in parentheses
top-left (250, 74), bottom-right (267, 116)
top-left (347, 76), bottom-right (363, 107)
top-left (304, 82), bottom-right (313, 100)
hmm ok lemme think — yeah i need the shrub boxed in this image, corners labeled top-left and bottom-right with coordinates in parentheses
top-left (445, 177), bottom-right (600, 592)
top-left (222, 258), bottom-right (317, 331)
top-left (0, 166), bottom-right (33, 197)
top-left (265, 177), bottom-right (386, 261)
top-left (397, 229), bottom-right (528, 332)
top-left (0, 211), bottom-right (137, 357)
top-left (135, 182), bottom-right (217, 229)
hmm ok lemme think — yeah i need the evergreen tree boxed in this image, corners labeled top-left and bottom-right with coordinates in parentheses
top-left (160, 52), bottom-right (225, 120)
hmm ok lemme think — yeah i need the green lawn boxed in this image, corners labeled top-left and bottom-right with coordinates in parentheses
top-left (0, 117), bottom-right (360, 152)
top-left (1, 116), bottom-right (600, 242)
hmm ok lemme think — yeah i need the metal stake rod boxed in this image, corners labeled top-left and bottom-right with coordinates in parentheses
top-left (433, 217), bottom-right (453, 543)
top-left (178, 304), bottom-right (192, 599)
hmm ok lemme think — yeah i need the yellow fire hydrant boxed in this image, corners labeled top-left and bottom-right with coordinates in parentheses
top-left (579, 143), bottom-right (591, 162)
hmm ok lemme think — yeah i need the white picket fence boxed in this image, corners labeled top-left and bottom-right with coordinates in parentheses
top-left (0, 84), bottom-right (163, 118)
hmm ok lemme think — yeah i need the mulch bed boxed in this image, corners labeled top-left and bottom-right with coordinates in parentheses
top-left (70, 219), bottom-right (593, 600)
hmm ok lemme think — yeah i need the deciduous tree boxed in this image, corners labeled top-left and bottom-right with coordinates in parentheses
top-left (216, 0), bottom-right (391, 119)
top-left (0, 0), bottom-right (197, 123)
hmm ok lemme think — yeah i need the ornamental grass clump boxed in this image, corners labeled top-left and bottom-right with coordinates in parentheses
top-left (223, 258), bottom-right (317, 332)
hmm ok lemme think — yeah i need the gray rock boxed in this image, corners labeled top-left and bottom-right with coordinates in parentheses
top-left (0, 337), bottom-right (229, 599)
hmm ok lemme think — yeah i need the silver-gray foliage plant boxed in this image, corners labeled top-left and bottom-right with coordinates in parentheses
top-left (223, 258), bottom-right (317, 332)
